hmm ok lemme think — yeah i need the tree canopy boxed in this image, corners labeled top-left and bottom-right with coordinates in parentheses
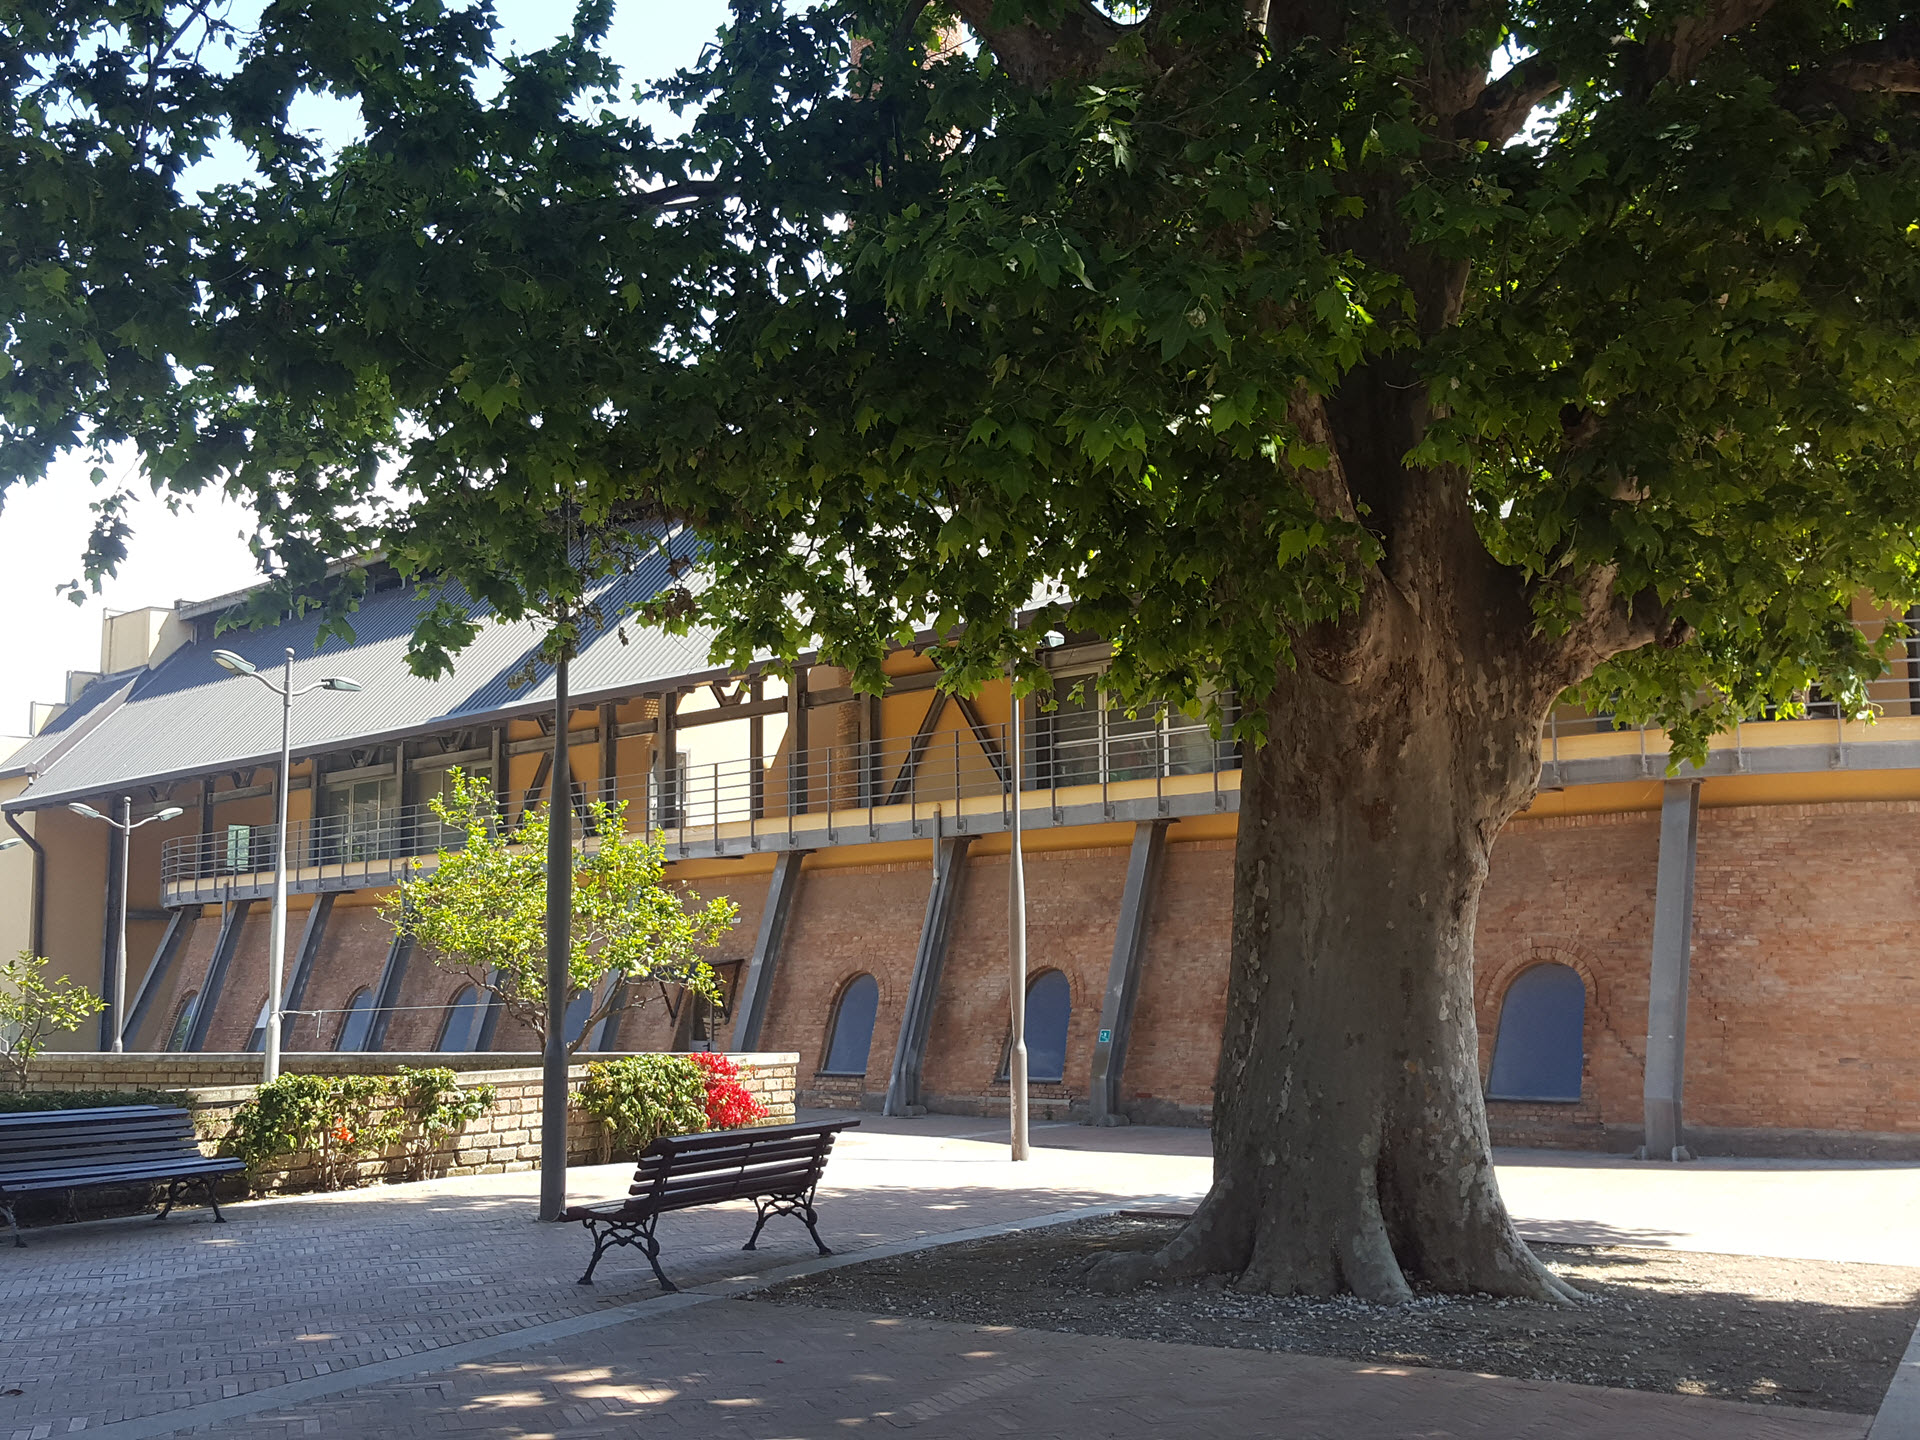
top-left (9, 0), bottom-right (1920, 1300)
top-left (4, 0), bottom-right (1919, 733)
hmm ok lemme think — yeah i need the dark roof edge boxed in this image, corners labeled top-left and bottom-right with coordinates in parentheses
top-left (0, 676), bottom-right (139, 783)
top-left (173, 551), bottom-right (387, 622)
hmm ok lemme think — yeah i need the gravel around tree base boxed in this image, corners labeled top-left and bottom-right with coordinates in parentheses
top-left (752, 1216), bottom-right (1920, 1415)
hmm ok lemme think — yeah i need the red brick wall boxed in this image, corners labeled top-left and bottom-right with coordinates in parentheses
top-left (1474, 810), bottom-right (1659, 1147)
top-left (113, 797), bottom-right (1920, 1155)
top-left (193, 907), bottom-right (273, 1051)
top-left (1476, 801), bottom-right (1920, 1152)
top-left (1685, 802), bottom-right (1920, 1141)
top-left (762, 857), bottom-right (930, 1106)
top-left (284, 901), bottom-right (400, 1051)
top-left (1122, 839), bottom-right (1234, 1123)
top-left (920, 846), bottom-right (1128, 1119)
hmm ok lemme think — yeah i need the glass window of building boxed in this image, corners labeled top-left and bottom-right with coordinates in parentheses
top-left (1002, 970), bottom-right (1072, 1084)
top-left (1486, 964), bottom-right (1586, 1102)
top-left (438, 985), bottom-right (487, 1052)
top-left (336, 987), bottom-right (378, 1051)
top-left (821, 975), bottom-right (880, 1076)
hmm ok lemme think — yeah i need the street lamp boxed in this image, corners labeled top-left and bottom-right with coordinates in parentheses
top-left (213, 648), bottom-right (362, 1082)
top-left (66, 800), bottom-right (186, 1051)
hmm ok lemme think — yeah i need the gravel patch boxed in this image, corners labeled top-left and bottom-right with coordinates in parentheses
top-left (753, 1215), bottom-right (1920, 1415)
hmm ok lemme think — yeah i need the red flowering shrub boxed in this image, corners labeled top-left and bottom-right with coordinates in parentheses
top-left (689, 1051), bottom-right (768, 1130)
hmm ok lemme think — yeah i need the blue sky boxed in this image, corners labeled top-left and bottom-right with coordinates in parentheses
top-left (0, 0), bottom-right (734, 739)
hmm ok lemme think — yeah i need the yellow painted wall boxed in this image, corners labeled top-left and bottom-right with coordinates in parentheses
top-left (0, 765), bottom-right (34, 967)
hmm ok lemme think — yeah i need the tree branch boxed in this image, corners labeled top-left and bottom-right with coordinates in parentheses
top-left (947, 0), bottom-right (1127, 89)
top-left (1651, 0), bottom-right (1782, 85)
top-left (1459, 54), bottom-right (1562, 145)
top-left (1818, 26), bottom-right (1920, 94)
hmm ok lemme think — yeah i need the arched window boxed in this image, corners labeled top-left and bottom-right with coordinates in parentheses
top-left (246, 1001), bottom-right (270, 1054)
top-left (821, 974), bottom-right (879, 1076)
top-left (438, 985), bottom-right (486, 1052)
top-left (1486, 963), bottom-right (1586, 1102)
top-left (166, 992), bottom-right (199, 1053)
top-left (1002, 970), bottom-right (1071, 1084)
top-left (336, 988), bottom-right (377, 1052)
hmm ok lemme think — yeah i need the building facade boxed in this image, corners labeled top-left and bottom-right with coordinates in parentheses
top-left (5, 558), bottom-right (1918, 1158)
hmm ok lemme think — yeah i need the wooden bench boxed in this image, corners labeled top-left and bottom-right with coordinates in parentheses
top-left (0, 1105), bottom-right (245, 1246)
top-left (565, 1118), bottom-right (858, 1290)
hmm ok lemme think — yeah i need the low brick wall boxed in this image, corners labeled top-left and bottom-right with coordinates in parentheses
top-left (19, 1051), bottom-right (769, 1090)
top-left (12, 1052), bottom-right (799, 1195)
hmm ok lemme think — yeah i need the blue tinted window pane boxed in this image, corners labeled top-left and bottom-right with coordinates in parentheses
top-left (563, 988), bottom-right (597, 1048)
top-left (1486, 964), bottom-right (1585, 1101)
top-left (1024, 970), bottom-right (1071, 1083)
top-left (439, 985), bottom-right (486, 1052)
top-left (336, 989), bottom-right (376, 1051)
top-left (822, 975), bottom-right (879, 1075)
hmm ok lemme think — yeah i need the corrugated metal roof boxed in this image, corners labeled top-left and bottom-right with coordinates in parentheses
top-left (0, 671), bottom-right (140, 781)
top-left (6, 539), bottom-right (723, 809)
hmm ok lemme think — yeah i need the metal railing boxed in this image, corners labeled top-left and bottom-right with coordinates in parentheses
top-left (1544, 616), bottom-right (1920, 750)
top-left (158, 701), bottom-right (1241, 903)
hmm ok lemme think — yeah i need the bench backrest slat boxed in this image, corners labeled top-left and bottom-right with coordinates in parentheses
top-left (625, 1120), bottom-right (855, 1207)
top-left (0, 1107), bottom-right (209, 1183)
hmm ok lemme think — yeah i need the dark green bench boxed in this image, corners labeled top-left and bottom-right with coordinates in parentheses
top-left (565, 1118), bottom-right (858, 1289)
top-left (0, 1105), bottom-right (245, 1245)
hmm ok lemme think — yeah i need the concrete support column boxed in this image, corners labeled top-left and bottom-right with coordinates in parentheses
top-left (280, 891), bottom-right (339, 1049)
top-left (884, 836), bottom-right (972, 1117)
top-left (730, 849), bottom-right (808, 1052)
top-left (1643, 778), bottom-right (1701, 1161)
top-left (1088, 821), bottom-right (1168, 1126)
top-left (365, 929), bottom-right (414, 1052)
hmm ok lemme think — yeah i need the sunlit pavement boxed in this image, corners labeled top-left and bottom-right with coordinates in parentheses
top-left (0, 1111), bottom-right (1904, 1438)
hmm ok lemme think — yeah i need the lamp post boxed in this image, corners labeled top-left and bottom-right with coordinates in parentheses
top-left (1008, 659), bottom-right (1030, 1163)
top-left (65, 799), bottom-right (186, 1050)
top-left (212, 648), bottom-right (361, 1082)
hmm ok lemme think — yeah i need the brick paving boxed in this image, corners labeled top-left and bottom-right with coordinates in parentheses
top-left (196, 1302), bottom-right (1870, 1440)
top-left (0, 1116), bottom-right (1893, 1439)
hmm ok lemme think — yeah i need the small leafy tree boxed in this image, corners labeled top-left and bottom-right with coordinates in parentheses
top-left (382, 770), bottom-right (738, 1054)
top-left (0, 953), bottom-right (106, 1090)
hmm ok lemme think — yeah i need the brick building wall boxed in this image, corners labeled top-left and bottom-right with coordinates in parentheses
top-left (1685, 802), bottom-right (1920, 1147)
top-left (1475, 802), bottom-right (1920, 1155)
top-left (770, 857), bottom-right (931, 1109)
top-left (1474, 809), bottom-right (1659, 1149)
top-left (921, 845), bottom-right (1129, 1120)
top-left (75, 795), bottom-right (1920, 1157)
top-left (1120, 839), bottom-right (1235, 1125)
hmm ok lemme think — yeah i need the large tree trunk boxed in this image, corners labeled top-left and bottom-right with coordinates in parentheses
top-left (1096, 582), bottom-right (1582, 1305)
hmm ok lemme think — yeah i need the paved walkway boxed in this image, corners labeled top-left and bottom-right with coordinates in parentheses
top-left (0, 1114), bottom-right (1905, 1439)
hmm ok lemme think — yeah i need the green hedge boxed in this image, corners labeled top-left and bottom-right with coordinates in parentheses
top-left (0, 1088), bottom-right (178, 1112)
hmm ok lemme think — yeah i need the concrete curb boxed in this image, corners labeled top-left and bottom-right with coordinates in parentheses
top-left (82, 1196), bottom-right (1181, 1438)
top-left (1871, 1314), bottom-right (1920, 1439)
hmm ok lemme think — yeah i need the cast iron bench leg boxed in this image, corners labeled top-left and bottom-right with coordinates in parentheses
top-left (201, 1176), bottom-right (227, 1223)
top-left (800, 1200), bottom-right (832, 1257)
top-left (578, 1223), bottom-right (616, 1286)
top-left (577, 1216), bottom-right (677, 1292)
top-left (0, 1200), bottom-right (20, 1249)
